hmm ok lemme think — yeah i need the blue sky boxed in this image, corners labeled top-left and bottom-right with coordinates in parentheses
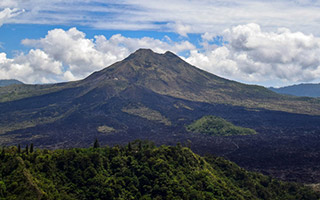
top-left (1, 0), bottom-right (320, 87)
top-left (0, 24), bottom-right (203, 58)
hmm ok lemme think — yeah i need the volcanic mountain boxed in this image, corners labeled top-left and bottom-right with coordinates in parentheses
top-left (1, 49), bottom-right (320, 183)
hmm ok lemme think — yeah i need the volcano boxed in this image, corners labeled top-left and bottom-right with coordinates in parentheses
top-left (1, 49), bottom-right (320, 183)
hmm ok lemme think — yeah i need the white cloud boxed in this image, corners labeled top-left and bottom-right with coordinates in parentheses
top-left (2, 23), bottom-right (320, 86)
top-left (201, 32), bottom-right (216, 42)
top-left (0, 8), bottom-right (23, 26)
top-left (167, 22), bottom-right (192, 37)
top-left (2, 0), bottom-right (320, 36)
top-left (22, 28), bottom-right (112, 77)
top-left (1, 27), bottom-right (195, 84)
top-left (0, 1), bottom-right (18, 7)
top-left (186, 23), bottom-right (320, 86)
top-left (94, 34), bottom-right (194, 56)
top-left (0, 50), bottom-right (63, 83)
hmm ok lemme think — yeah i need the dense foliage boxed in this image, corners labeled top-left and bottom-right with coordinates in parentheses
top-left (0, 141), bottom-right (318, 200)
top-left (186, 115), bottom-right (256, 136)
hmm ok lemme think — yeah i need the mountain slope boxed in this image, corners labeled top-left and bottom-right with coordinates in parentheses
top-left (270, 83), bottom-right (320, 97)
top-left (70, 49), bottom-right (320, 114)
top-left (1, 49), bottom-right (320, 183)
top-left (0, 79), bottom-right (23, 87)
top-left (1, 142), bottom-right (318, 200)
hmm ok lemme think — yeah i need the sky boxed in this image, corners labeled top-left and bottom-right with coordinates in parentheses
top-left (1, 1), bottom-right (320, 87)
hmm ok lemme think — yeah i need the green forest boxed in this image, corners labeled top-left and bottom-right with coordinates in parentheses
top-left (186, 115), bottom-right (256, 136)
top-left (0, 141), bottom-right (318, 200)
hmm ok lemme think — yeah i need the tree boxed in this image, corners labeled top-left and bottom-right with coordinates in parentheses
top-left (18, 144), bottom-right (21, 154)
top-left (30, 143), bottom-right (34, 153)
top-left (94, 138), bottom-right (100, 148)
top-left (128, 142), bottom-right (132, 151)
top-left (0, 147), bottom-right (4, 159)
top-left (0, 180), bottom-right (6, 197)
top-left (25, 144), bottom-right (29, 154)
top-left (176, 142), bottom-right (182, 149)
top-left (138, 141), bottom-right (142, 151)
top-left (186, 140), bottom-right (192, 149)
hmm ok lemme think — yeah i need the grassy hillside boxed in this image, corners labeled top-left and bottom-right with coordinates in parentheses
top-left (0, 81), bottom-right (80, 103)
top-left (186, 115), bottom-right (256, 136)
top-left (0, 141), bottom-right (318, 200)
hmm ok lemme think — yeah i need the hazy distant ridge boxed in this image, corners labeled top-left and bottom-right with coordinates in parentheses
top-left (269, 83), bottom-right (320, 97)
top-left (0, 79), bottom-right (24, 87)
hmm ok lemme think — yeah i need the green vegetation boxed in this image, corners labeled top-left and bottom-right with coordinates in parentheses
top-left (122, 104), bottom-right (171, 126)
top-left (308, 183), bottom-right (320, 192)
top-left (93, 138), bottom-right (100, 148)
top-left (173, 102), bottom-right (193, 110)
top-left (186, 115), bottom-right (256, 136)
top-left (97, 125), bottom-right (116, 134)
top-left (0, 141), bottom-right (318, 200)
top-left (0, 83), bottom-right (65, 103)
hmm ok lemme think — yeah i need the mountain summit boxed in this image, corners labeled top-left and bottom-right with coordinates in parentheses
top-left (1, 49), bottom-right (319, 114)
top-left (81, 49), bottom-right (319, 114)
top-left (83, 48), bottom-right (232, 101)
top-left (1, 49), bottom-right (320, 183)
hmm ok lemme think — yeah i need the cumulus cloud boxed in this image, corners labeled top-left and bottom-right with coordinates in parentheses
top-left (0, 50), bottom-right (63, 83)
top-left (22, 28), bottom-right (112, 78)
top-left (186, 23), bottom-right (320, 86)
top-left (2, 24), bottom-right (320, 86)
top-left (1, 27), bottom-right (195, 84)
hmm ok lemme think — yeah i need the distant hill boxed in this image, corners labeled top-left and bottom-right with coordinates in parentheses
top-left (0, 79), bottom-right (23, 87)
top-left (269, 83), bottom-right (320, 97)
top-left (1, 141), bottom-right (318, 200)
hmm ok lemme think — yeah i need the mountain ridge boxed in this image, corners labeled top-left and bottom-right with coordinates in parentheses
top-left (270, 83), bottom-right (320, 97)
top-left (83, 49), bottom-right (320, 115)
top-left (0, 79), bottom-right (24, 87)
